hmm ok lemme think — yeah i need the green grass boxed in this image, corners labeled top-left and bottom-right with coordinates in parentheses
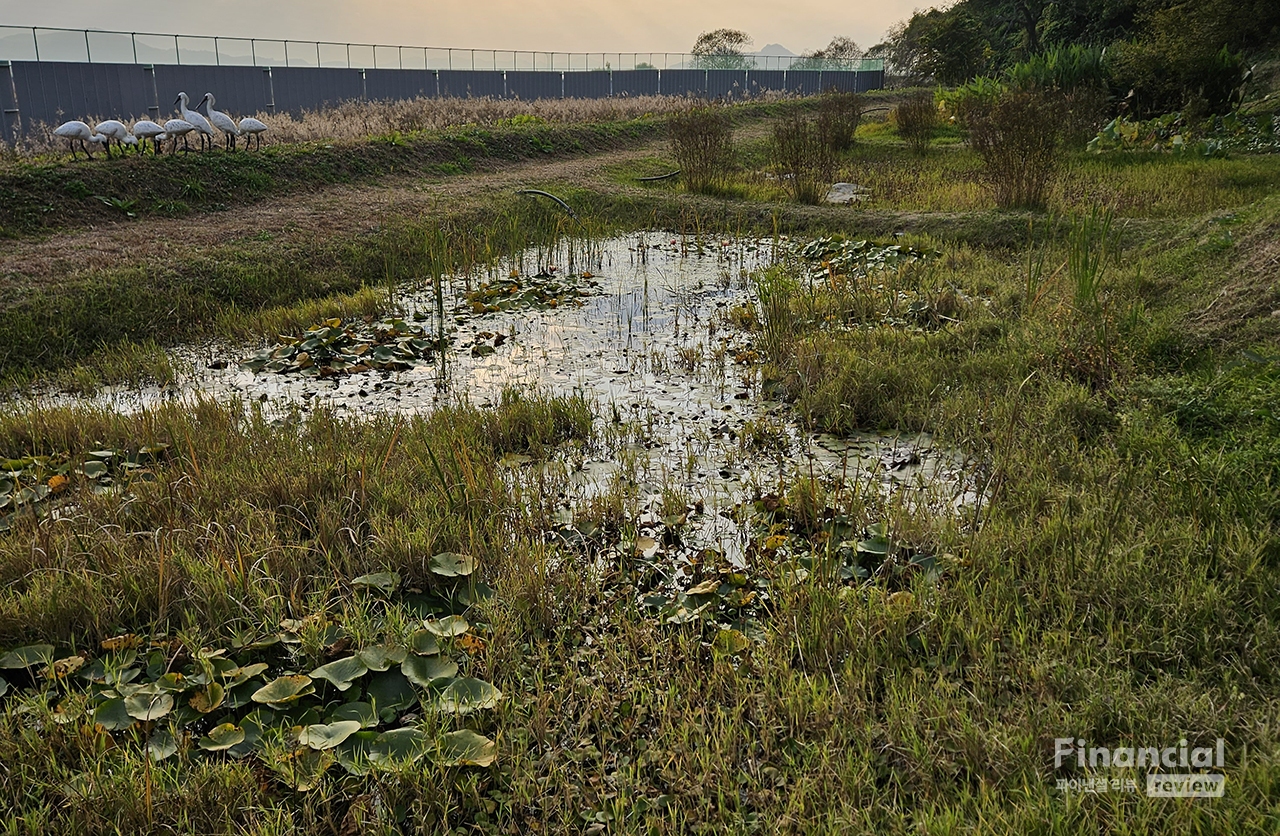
top-left (1, 107), bottom-right (1280, 833)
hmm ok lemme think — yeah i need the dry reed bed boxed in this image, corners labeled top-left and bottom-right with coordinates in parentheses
top-left (13, 93), bottom-right (789, 156)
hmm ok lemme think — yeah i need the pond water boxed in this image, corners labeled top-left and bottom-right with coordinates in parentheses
top-left (30, 233), bottom-right (977, 564)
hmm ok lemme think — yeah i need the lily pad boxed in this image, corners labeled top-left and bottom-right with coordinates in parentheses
top-left (335, 730), bottom-right (378, 775)
top-left (310, 656), bottom-right (368, 690)
top-left (423, 616), bottom-right (470, 638)
top-left (401, 655), bottom-right (458, 688)
top-left (252, 675), bottom-right (315, 708)
top-left (188, 682), bottom-right (225, 713)
top-left (355, 645), bottom-right (408, 672)
top-left (93, 697), bottom-right (135, 731)
top-left (199, 723), bottom-right (246, 751)
top-left (124, 692), bottom-right (174, 721)
top-left (369, 727), bottom-right (430, 765)
top-left (146, 728), bottom-right (179, 762)
top-left (429, 552), bottom-right (475, 578)
top-left (351, 571), bottom-right (401, 594)
top-left (436, 678), bottom-right (503, 714)
top-left (409, 630), bottom-right (441, 656)
top-left (329, 701), bottom-right (378, 729)
top-left (271, 748), bottom-right (331, 791)
top-left (365, 670), bottom-right (418, 720)
top-left (0, 644), bottom-right (54, 669)
top-left (439, 729), bottom-right (497, 767)
top-left (298, 720), bottom-right (363, 751)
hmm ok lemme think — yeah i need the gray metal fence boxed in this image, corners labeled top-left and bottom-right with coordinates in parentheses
top-left (0, 60), bottom-right (886, 144)
top-left (0, 25), bottom-right (885, 74)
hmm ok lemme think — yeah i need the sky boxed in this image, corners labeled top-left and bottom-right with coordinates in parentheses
top-left (0, 0), bottom-right (928, 56)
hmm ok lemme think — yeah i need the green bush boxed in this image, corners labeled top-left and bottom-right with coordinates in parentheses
top-left (893, 91), bottom-right (939, 154)
top-left (667, 104), bottom-right (735, 194)
top-left (964, 88), bottom-right (1064, 209)
top-left (770, 115), bottom-right (835, 204)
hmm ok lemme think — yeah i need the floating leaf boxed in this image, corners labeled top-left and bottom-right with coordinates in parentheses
top-left (199, 723), bottom-right (246, 751)
top-left (439, 729), bottom-right (497, 767)
top-left (252, 675), bottom-right (315, 708)
top-left (125, 692), bottom-right (174, 721)
top-left (712, 629), bottom-right (751, 655)
top-left (423, 616), bottom-right (469, 638)
top-left (429, 552), bottom-right (475, 578)
top-left (0, 675), bottom-right (7, 697)
top-left (401, 655), bottom-right (458, 688)
top-left (0, 644), bottom-right (54, 669)
top-left (271, 748), bottom-right (331, 791)
top-left (436, 678), bottom-right (503, 714)
top-left (686, 579), bottom-right (721, 596)
top-left (409, 630), bottom-right (441, 656)
top-left (351, 571), bottom-right (400, 594)
top-left (335, 731), bottom-right (378, 775)
top-left (100, 634), bottom-right (143, 652)
top-left (80, 461), bottom-right (109, 479)
top-left (298, 720), bottom-right (363, 751)
top-left (365, 670), bottom-right (418, 720)
top-left (93, 697), bottom-right (135, 731)
top-left (369, 727), bottom-right (430, 765)
top-left (356, 645), bottom-right (408, 672)
top-left (146, 728), bottom-right (179, 762)
top-left (226, 662), bottom-right (270, 685)
top-left (310, 656), bottom-right (368, 690)
top-left (189, 682), bottom-right (225, 714)
top-left (329, 701), bottom-right (378, 729)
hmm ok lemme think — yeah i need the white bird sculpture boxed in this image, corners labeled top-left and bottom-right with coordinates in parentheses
top-left (238, 117), bottom-right (268, 150)
top-left (162, 118), bottom-right (197, 153)
top-left (132, 119), bottom-right (168, 155)
top-left (200, 93), bottom-right (242, 150)
top-left (175, 92), bottom-right (215, 151)
top-left (92, 120), bottom-right (137, 158)
top-left (53, 120), bottom-right (107, 160)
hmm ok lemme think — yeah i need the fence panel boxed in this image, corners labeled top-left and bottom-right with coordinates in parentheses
top-left (506, 70), bottom-right (562, 101)
top-left (706, 70), bottom-right (746, 100)
top-left (658, 69), bottom-right (705, 97)
top-left (365, 68), bottom-right (436, 101)
top-left (745, 70), bottom-right (785, 96)
top-left (562, 70), bottom-right (611, 99)
top-left (784, 70), bottom-right (822, 96)
top-left (11, 61), bottom-right (155, 128)
top-left (270, 66), bottom-right (363, 112)
top-left (436, 70), bottom-right (505, 99)
top-left (611, 69), bottom-right (658, 97)
top-left (153, 65), bottom-right (273, 118)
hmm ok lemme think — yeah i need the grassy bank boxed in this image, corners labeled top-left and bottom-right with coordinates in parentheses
top-left (0, 103), bottom-right (1278, 833)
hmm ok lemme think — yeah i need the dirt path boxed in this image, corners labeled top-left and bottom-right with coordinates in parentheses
top-left (0, 139), bottom-right (678, 288)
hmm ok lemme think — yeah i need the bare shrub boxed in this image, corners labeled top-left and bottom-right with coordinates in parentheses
top-left (815, 90), bottom-right (863, 152)
top-left (966, 88), bottom-right (1065, 209)
top-left (667, 104), bottom-right (735, 194)
top-left (770, 114), bottom-right (834, 204)
top-left (893, 91), bottom-right (939, 154)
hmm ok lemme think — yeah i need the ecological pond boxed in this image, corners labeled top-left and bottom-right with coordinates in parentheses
top-left (19, 234), bottom-right (977, 564)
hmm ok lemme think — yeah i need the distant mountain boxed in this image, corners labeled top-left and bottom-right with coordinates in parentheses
top-left (753, 43), bottom-right (796, 57)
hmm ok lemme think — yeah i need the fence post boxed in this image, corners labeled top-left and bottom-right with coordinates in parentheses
top-left (85, 30), bottom-right (91, 63)
top-left (1, 61), bottom-right (19, 146)
top-left (144, 64), bottom-right (159, 119)
top-left (32, 28), bottom-right (39, 62)
top-left (264, 67), bottom-right (275, 114)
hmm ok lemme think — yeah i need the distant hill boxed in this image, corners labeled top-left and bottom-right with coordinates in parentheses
top-left (753, 43), bottom-right (796, 57)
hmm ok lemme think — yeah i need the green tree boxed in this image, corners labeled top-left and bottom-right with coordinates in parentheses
top-left (691, 29), bottom-right (754, 70)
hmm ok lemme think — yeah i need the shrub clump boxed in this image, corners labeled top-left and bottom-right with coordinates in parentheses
top-left (667, 104), bottom-right (735, 194)
top-left (815, 90), bottom-right (863, 152)
top-left (770, 115), bottom-right (835, 204)
top-left (964, 88), bottom-right (1064, 209)
top-left (893, 91), bottom-right (939, 154)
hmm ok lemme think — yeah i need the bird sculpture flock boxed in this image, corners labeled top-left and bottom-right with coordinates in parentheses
top-left (52, 90), bottom-right (268, 160)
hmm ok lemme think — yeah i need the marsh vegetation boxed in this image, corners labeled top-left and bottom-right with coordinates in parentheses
top-left (0, 84), bottom-right (1279, 834)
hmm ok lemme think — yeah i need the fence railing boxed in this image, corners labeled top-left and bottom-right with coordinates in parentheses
top-left (0, 24), bottom-right (883, 73)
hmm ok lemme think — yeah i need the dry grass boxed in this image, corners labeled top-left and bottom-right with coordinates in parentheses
top-left (15, 94), bottom-right (782, 156)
